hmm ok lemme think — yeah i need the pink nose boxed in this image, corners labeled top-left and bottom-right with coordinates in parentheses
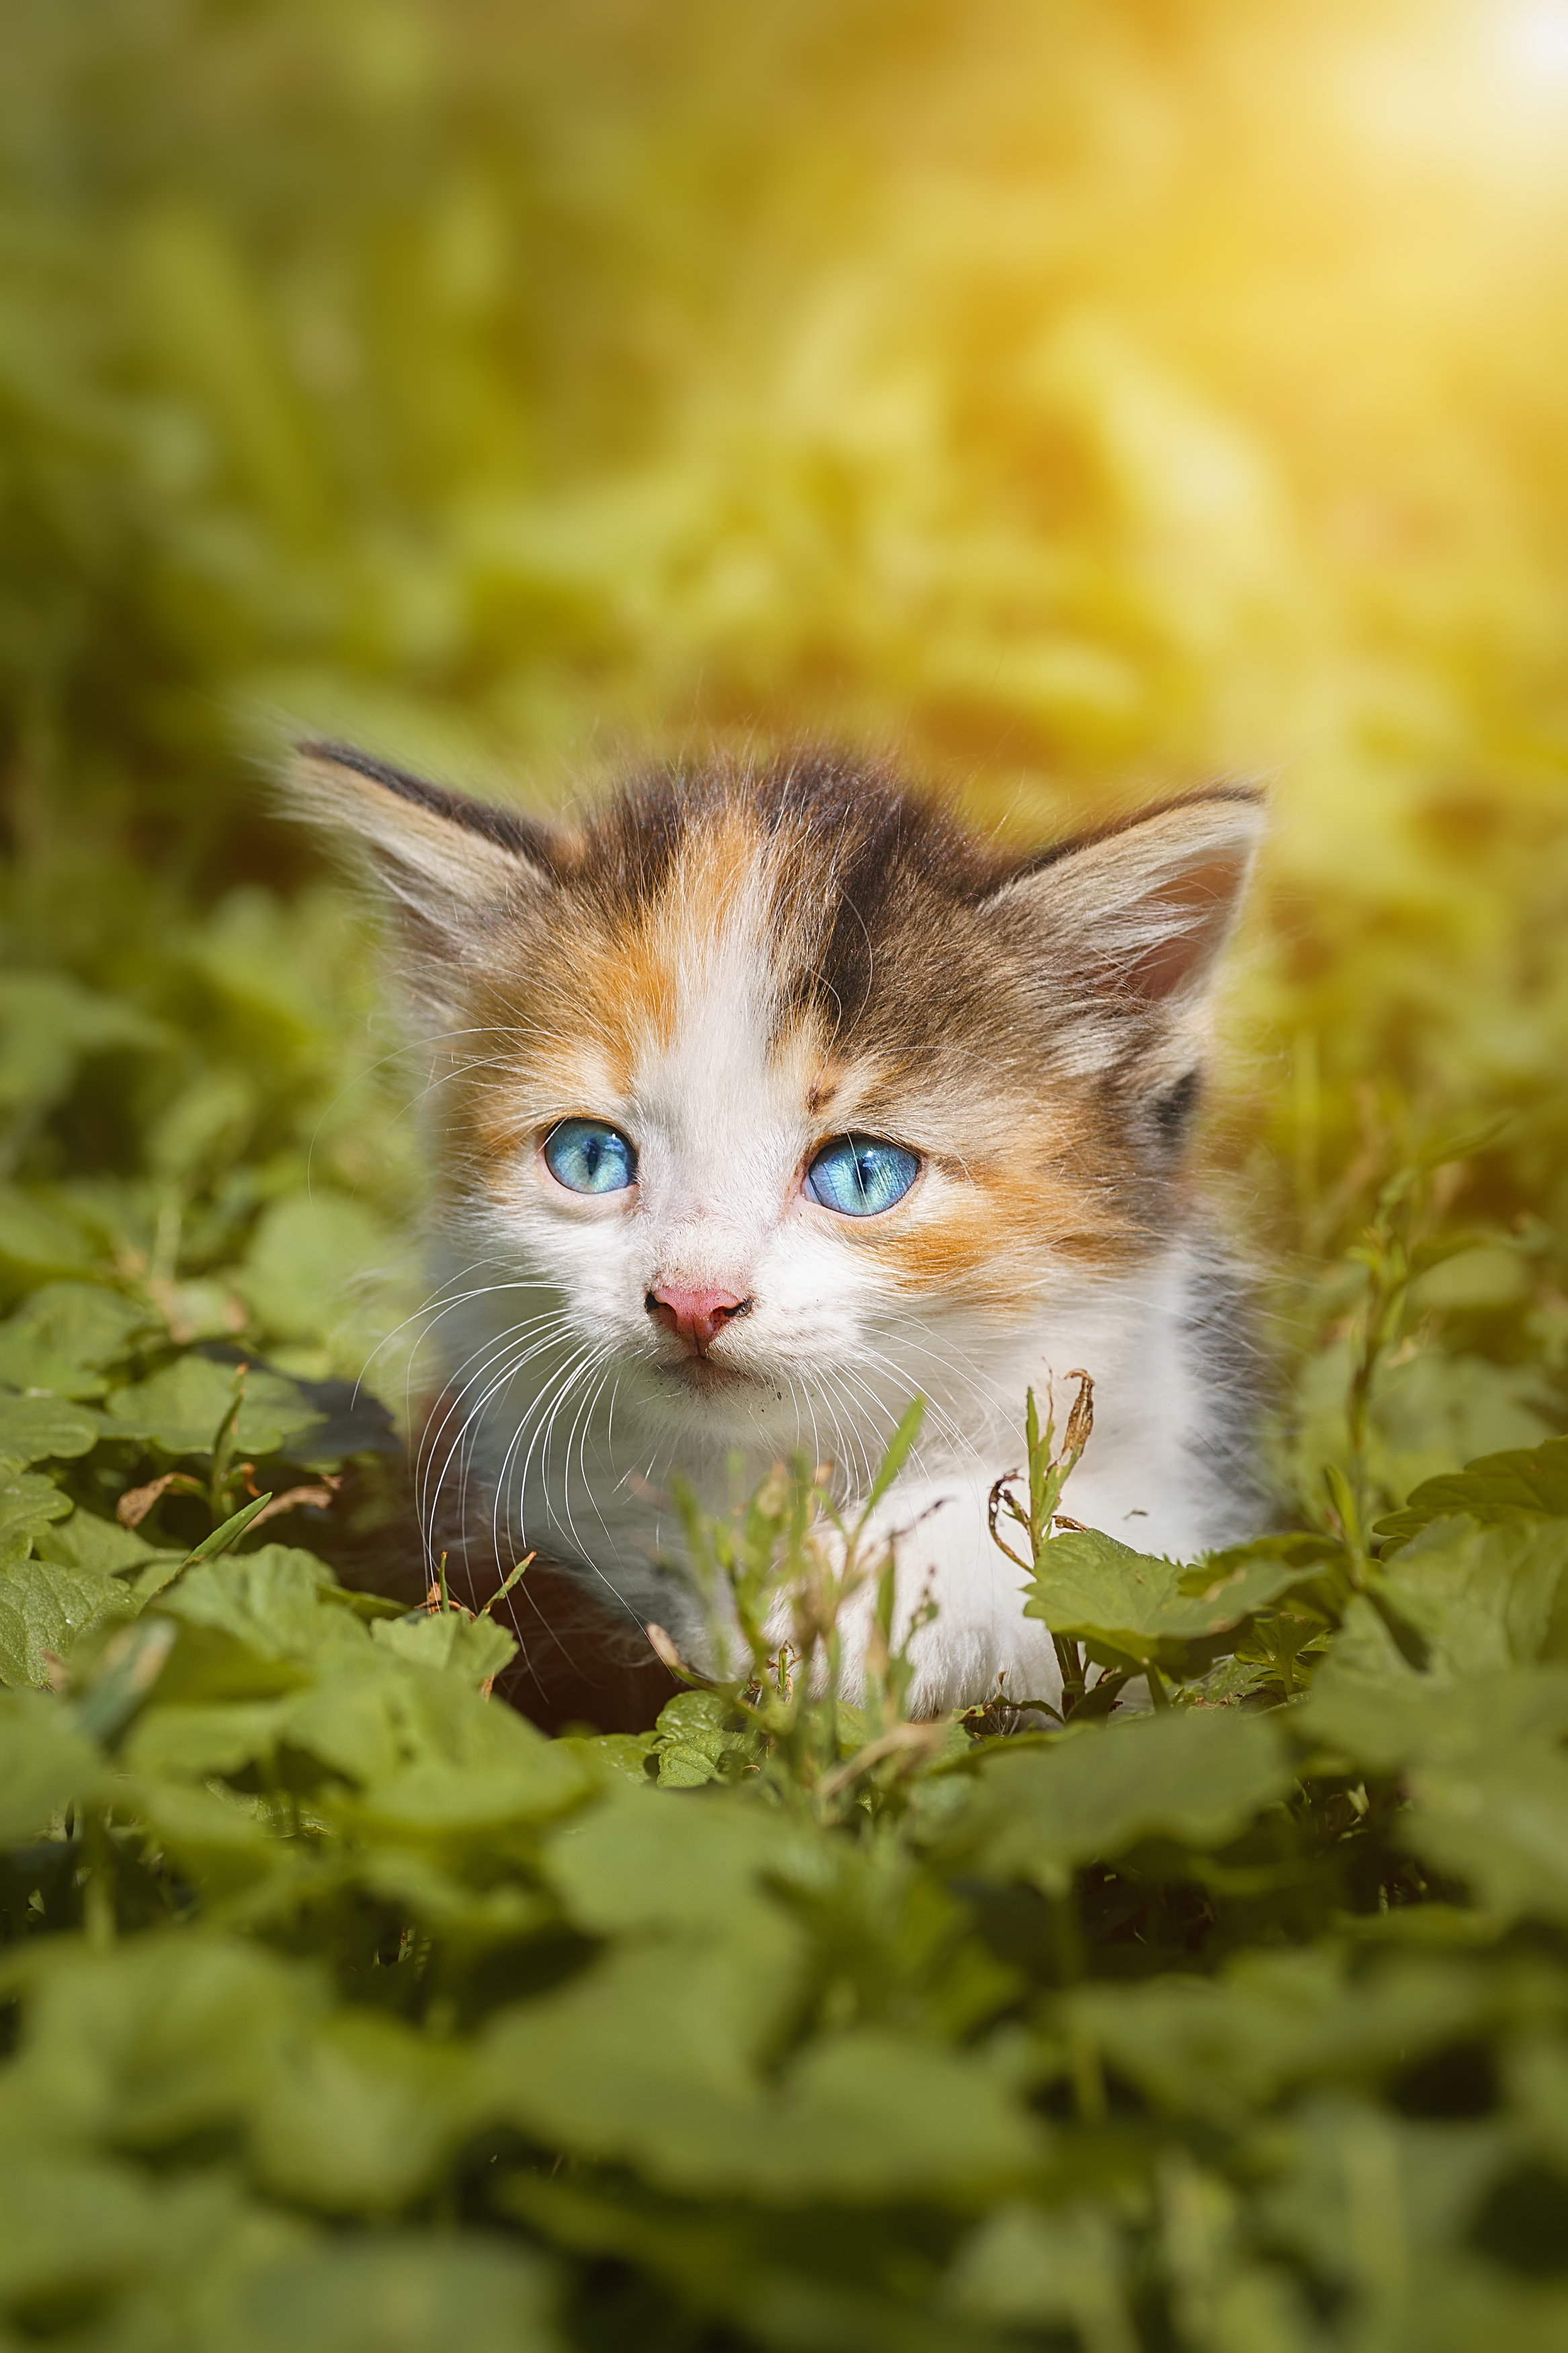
top-left (645, 1281), bottom-right (751, 1355)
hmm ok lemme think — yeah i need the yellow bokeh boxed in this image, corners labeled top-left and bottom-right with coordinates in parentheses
top-left (4, 0), bottom-right (1567, 1274)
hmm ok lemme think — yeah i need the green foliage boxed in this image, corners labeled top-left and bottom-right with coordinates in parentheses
top-left (0, 1224), bottom-right (1566, 2348)
top-left (5, 0), bottom-right (1568, 2343)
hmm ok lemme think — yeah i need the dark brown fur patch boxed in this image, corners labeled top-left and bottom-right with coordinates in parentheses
top-left (299, 738), bottom-right (559, 865)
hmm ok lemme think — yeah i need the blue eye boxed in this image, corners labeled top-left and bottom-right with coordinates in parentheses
top-left (804, 1134), bottom-right (921, 1218)
top-left (543, 1118), bottom-right (637, 1195)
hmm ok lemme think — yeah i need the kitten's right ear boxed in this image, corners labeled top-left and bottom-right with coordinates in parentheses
top-left (280, 740), bottom-right (556, 936)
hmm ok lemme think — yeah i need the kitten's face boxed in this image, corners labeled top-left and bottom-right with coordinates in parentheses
top-left (289, 748), bottom-right (1261, 1458)
top-left (450, 817), bottom-right (1116, 1445)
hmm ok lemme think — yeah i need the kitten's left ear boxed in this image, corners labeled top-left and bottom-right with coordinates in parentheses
top-left (280, 739), bottom-right (556, 924)
top-left (990, 786), bottom-right (1264, 1014)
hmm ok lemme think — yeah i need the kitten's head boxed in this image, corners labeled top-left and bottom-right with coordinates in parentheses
top-left (286, 744), bottom-right (1261, 1453)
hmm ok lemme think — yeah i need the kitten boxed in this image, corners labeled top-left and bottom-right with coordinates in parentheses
top-left (288, 742), bottom-right (1263, 1723)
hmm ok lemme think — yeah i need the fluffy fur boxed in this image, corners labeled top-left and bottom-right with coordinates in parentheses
top-left (286, 742), bottom-right (1264, 1720)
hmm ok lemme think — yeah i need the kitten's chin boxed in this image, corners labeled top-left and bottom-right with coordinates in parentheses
top-left (628, 1353), bottom-right (786, 1446)
top-left (653, 1356), bottom-right (759, 1398)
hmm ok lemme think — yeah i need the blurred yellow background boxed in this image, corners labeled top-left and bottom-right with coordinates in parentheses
top-left (3, 0), bottom-right (1568, 1511)
top-left (7, 1), bottom-right (1568, 831)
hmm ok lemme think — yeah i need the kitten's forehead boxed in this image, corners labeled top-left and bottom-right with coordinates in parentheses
top-left (438, 756), bottom-right (1255, 1243)
top-left (472, 774), bottom-right (1048, 1165)
top-left (571, 793), bottom-right (943, 1140)
top-left (572, 778), bottom-right (982, 1071)
top-left (620, 813), bottom-right (821, 1202)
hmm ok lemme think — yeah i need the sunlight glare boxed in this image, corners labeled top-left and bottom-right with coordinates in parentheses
top-left (1500, 3), bottom-right (1568, 83)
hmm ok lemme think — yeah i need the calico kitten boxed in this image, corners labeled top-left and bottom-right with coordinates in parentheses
top-left (288, 743), bottom-right (1263, 1723)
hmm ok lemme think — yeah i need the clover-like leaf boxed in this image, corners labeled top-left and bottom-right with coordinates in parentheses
top-left (214, 2240), bottom-right (565, 2353)
top-left (106, 1358), bottom-right (321, 1459)
top-left (483, 1943), bottom-right (1042, 2199)
top-left (0, 2153), bottom-right (166, 2308)
top-left (33, 1508), bottom-right (173, 1578)
top-left (1377, 1513), bottom-right (1568, 1675)
top-left (156, 1546), bottom-right (366, 1665)
top-left (1405, 1749), bottom-right (1568, 1925)
top-left (1060, 1948), bottom-right (1487, 2121)
top-left (929, 1708), bottom-right (1292, 1894)
top-left (0, 1391), bottom-right (102, 1469)
top-left (1303, 1648), bottom-right (1568, 1776)
top-left (1376, 1435), bottom-right (1568, 1553)
top-left (0, 972), bottom-right (168, 1117)
top-left (5, 1282), bottom-right (156, 1373)
top-left (0, 1327), bottom-right (108, 1399)
top-left (369, 1608), bottom-right (516, 1689)
top-left (0, 1541), bottom-right (139, 1687)
top-left (249, 2010), bottom-right (476, 2214)
top-left (0, 1689), bottom-right (104, 1840)
top-left (1023, 1527), bottom-right (1320, 1671)
top-left (0, 1472), bottom-right (73, 1548)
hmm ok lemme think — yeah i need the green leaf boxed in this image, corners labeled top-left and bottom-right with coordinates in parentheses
top-left (0, 1935), bottom-right (317, 2150)
top-left (33, 1507), bottom-right (170, 1577)
top-left (1376, 1515), bottom-right (1568, 1674)
top-left (66, 1616), bottom-right (181, 1743)
top-left (156, 1546), bottom-right (366, 1665)
top-left (0, 1187), bottom-right (95, 1288)
top-left (544, 1784), bottom-right (811, 1939)
top-left (1303, 1654), bottom-right (1568, 1776)
top-left (0, 2151), bottom-right (165, 2305)
top-left (559, 1729), bottom-right (659, 1788)
top-left (1023, 1528), bottom-right (1320, 1671)
top-left (5, 1281), bottom-right (155, 1371)
top-left (1061, 1949), bottom-right (1486, 2121)
top-left (1405, 1749), bottom-right (1568, 1924)
top-left (944, 2201), bottom-right (1130, 2333)
top-left (0, 1540), bottom-right (138, 1687)
top-left (0, 1689), bottom-right (102, 1840)
top-left (370, 1607), bottom-right (517, 1688)
top-left (214, 2240), bottom-right (565, 2353)
top-left (0, 1470), bottom-right (72, 1547)
top-left (1376, 1435), bottom-right (1568, 1552)
top-left (249, 2011), bottom-right (475, 2212)
top-left (931, 1708), bottom-right (1293, 1894)
top-left (183, 1489), bottom-right (279, 1564)
top-left (0, 1325), bottom-right (108, 1398)
top-left (239, 1192), bottom-right (417, 1353)
top-left (131, 1777), bottom-right (281, 1893)
top-left (107, 1357), bottom-right (322, 1458)
top-left (349, 1848), bottom-right (550, 1945)
top-left (122, 1700), bottom-right (290, 1782)
top-left (336, 1681), bottom-right (594, 1838)
top-left (0, 1390), bottom-right (102, 1468)
top-left (484, 1950), bottom-right (1042, 2198)
top-left (650, 1687), bottom-right (757, 1787)
top-left (0, 971), bottom-right (167, 1115)
top-left (1255, 2094), bottom-right (1520, 2286)
top-left (145, 1066), bottom-right (257, 1181)
top-left (858, 1393), bottom-right (926, 1521)
top-left (740, 2028), bottom-right (1046, 2200)
top-left (272, 1662), bottom-right (408, 1786)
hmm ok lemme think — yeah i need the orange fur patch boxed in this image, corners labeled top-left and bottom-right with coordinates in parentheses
top-left (452, 806), bottom-right (780, 1186)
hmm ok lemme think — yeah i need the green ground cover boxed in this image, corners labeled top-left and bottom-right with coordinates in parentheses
top-left (6, 1), bottom-right (1568, 2344)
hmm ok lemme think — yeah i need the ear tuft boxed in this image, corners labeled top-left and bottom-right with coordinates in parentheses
top-left (280, 740), bottom-right (554, 923)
